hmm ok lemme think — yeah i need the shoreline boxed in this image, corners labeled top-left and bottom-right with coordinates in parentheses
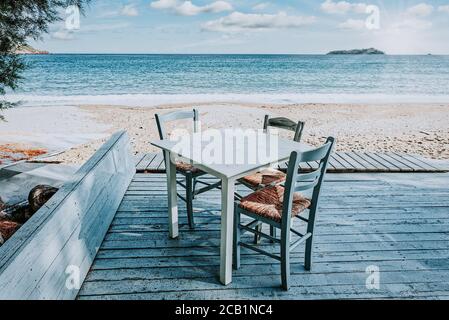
top-left (5, 93), bottom-right (449, 108)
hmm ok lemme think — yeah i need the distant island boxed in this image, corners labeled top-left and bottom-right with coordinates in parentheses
top-left (14, 44), bottom-right (49, 55)
top-left (327, 48), bottom-right (385, 55)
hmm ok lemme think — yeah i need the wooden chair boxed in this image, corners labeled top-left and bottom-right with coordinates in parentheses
top-left (155, 109), bottom-right (221, 229)
top-left (238, 115), bottom-right (305, 243)
top-left (233, 137), bottom-right (335, 290)
top-left (239, 115), bottom-right (305, 191)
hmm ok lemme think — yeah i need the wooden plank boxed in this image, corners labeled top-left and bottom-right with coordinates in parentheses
top-left (363, 152), bottom-right (396, 171)
top-left (100, 231), bottom-right (449, 249)
top-left (327, 156), bottom-right (342, 171)
top-left (136, 153), bottom-right (156, 172)
top-left (368, 152), bottom-right (404, 172)
top-left (78, 268), bottom-right (449, 296)
top-left (377, 153), bottom-right (415, 172)
top-left (95, 240), bottom-right (449, 260)
top-left (146, 153), bottom-right (164, 172)
top-left (84, 258), bottom-right (449, 282)
top-left (78, 281), bottom-right (449, 300)
top-left (385, 152), bottom-right (425, 171)
top-left (136, 152), bottom-right (447, 174)
top-left (133, 153), bottom-right (145, 167)
top-left (0, 131), bottom-right (135, 300)
top-left (335, 153), bottom-right (363, 171)
top-left (344, 152), bottom-right (379, 171)
top-left (333, 153), bottom-right (357, 171)
top-left (358, 152), bottom-right (391, 171)
top-left (394, 153), bottom-right (437, 171)
top-left (406, 154), bottom-right (441, 171)
top-left (155, 153), bottom-right (166, 171)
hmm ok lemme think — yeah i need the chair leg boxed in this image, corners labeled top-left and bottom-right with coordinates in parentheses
top-left (192, 177), bottom-right (197, 199)
top-left (270, 226), bottom-right (277, 243)
top-left (304, 235), bottom-right (313, 271)
top-left (254, 222), bottom-right (262, 244)
top-left (233, 205), bottom-right (241, 270)
top-left (305, 207), bottom-right (318, 271)
top-left (186, 174), bottom-right (195, 229)
top-left (281, 226), bottom-right (291, 291)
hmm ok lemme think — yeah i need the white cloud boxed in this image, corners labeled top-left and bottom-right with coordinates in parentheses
top-left (252, 3), bottom-right (270, 11)
top-left (98, 4), bottom-right (139, 18)
top-left (384, 3), bottom-right (434, 32)
top-left (405, 3), bottom-right (434, 17)
top-left (338, 19), bottom-right (366, 30)
top-left (52, 30), bottom-right (75, 40)
top-left (150, 0), bottom-right (233, 16)
top-left (150, 0), bottom-right (178, 9)
top-left (320, 0), bottom-right (368, 15)
top-left (202, 11), bottom-right (316, 32)
top-left (121, 4), bottom-right (139, 17)
top-left (437, 5), bottom-right (449, 14)
top-left (81, 23), bottom-right (131, 33)
top-left (391, 18), bottom-right (432, 30)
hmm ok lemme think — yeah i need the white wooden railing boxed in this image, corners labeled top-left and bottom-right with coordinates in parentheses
top-left (0, 131), bottom-right (135, 300)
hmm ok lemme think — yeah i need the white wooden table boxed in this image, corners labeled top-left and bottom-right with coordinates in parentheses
top-left (152, 131), bottom-right (312, 285)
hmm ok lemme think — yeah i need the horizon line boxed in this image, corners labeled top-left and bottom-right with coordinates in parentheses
top-left (24, 52), bottom-right (449, 56)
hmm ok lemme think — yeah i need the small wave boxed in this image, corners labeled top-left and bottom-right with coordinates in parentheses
top-left (5, 93), bottom-right (449, 107)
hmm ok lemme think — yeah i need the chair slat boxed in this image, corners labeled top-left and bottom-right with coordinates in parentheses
top-left (296, 167), bottom-right (322, 182)
top-left (298, 142), bottom-right (333, 163)
top-left (294, 180), bottom-right (319, 192)
top-left (158, 110), bottom-right (196, 123)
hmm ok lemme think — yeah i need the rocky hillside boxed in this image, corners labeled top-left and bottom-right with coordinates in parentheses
top-left (15, 44), bottom-right (49, 55)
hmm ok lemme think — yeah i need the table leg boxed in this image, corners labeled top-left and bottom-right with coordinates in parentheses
top-left (220, 178), bottom-right (235, 285)
top-left (165, 151), bottom-right (179, 239)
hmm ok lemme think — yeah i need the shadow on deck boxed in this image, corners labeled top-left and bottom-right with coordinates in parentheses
top-left (79, 173), bottom-right (449, 300)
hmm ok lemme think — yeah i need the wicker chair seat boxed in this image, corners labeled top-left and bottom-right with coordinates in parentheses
top-left (239, 185), bottom-right (311, 223)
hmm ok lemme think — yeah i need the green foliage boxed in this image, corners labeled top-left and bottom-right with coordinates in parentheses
top-left (0, 0), bottom-right (89, 116)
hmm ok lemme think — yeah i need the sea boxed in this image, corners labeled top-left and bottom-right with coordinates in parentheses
top-left (5, 54), bottom-right (449, 107)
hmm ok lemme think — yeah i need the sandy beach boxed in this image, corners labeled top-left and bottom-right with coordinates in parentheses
top-left (2, 102), bottom-right (446, 165)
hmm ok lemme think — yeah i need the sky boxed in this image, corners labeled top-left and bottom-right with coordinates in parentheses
top-left (30, 0), bottom-right (449, 54)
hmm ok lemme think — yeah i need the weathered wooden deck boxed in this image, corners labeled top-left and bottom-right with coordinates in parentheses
top-left (135, 152), bottom-right (449, 174)
top-left (79, 172), bottom-right (449, 300)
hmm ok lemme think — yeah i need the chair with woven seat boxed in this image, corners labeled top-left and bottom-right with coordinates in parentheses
top-left (233, 137), bottom-right (335, 290)
top-left (238, 115), bottom-right (305, 243)
top-left (155, 109), bottom-right (221, 229)
top-left (239, 115), bottom-right (305, 191)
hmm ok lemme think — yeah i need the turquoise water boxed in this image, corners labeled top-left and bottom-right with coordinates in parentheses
top-left (7, 54), bottom-right (449, 105)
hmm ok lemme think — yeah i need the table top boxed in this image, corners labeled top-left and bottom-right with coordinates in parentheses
top-left (151, 131), bottom-right (312, 179)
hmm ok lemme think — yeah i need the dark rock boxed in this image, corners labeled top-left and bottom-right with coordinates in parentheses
top-left (6, 204), bottom-right (33, 224)
top-left (28, 185), bottom-right (59, 214)
top-left (0, 197), bottom-right (8, 222)
top-left (0, 220), bottom-right (22, 244)
top-left (327, 48), bottom-right (385, 55)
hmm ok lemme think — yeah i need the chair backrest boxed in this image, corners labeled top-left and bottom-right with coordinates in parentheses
top-left (281, 137), bottom-right (335, 227)
top-left (155, 109), bottom-right (199, 140)
top-left (263, 115), bottom-right (305, 142)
